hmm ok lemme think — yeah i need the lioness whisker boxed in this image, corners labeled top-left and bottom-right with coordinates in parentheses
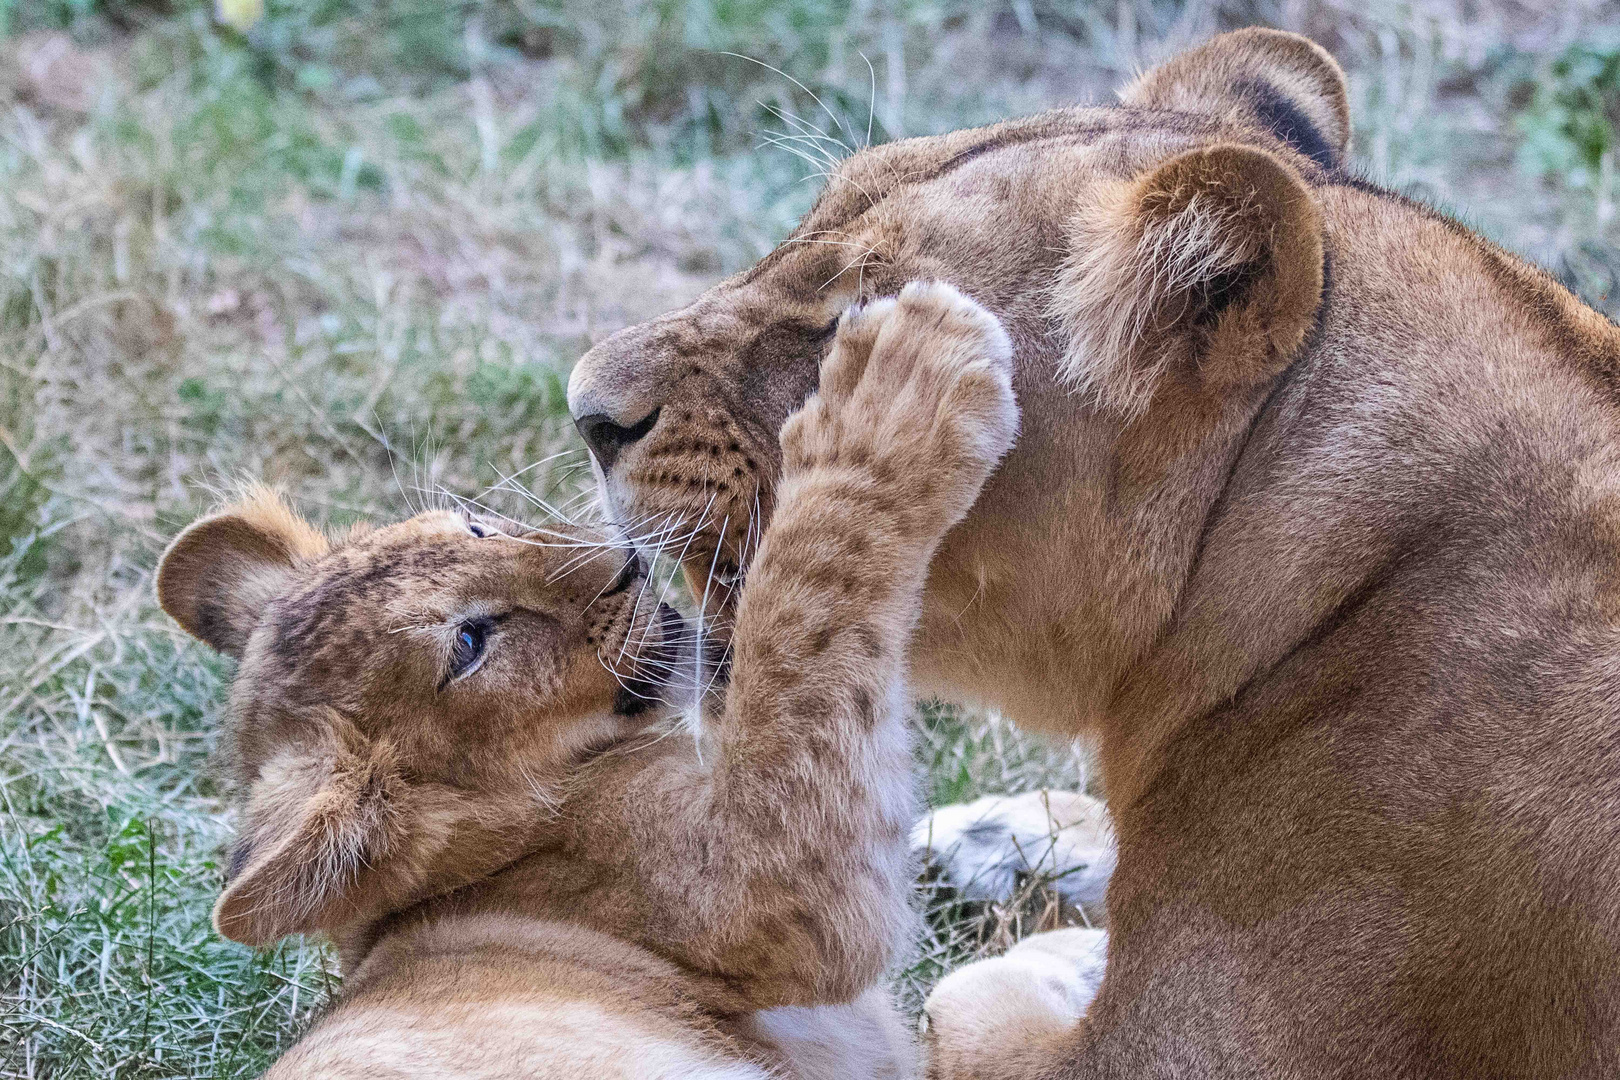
top-left (720, 51), bottom-right (858, 154)
top-left (628, 509), bottom-right (711, 658)
top-left (822, 242), bottom-right (886, 293)
top-left (618, 511), bottom-right (715, 669)
top-left (689, 513), bottom-right (731, 701)
top-left (437, 490), bottom-right (543, 538)
top-left (463, 450), bottom-right (583, 522)
top-left (546, 542), bottom-right (622, 585)
top-left (781, 235), bottom-right (874, 254)
top-left (756, 121), bottom-right (850, 160)
top-left (758, 129), bottom-right (845, 174)
top-left (860, 48), bottom-right (876, 148)
top-left (485, 458), bottom-right (584, 525)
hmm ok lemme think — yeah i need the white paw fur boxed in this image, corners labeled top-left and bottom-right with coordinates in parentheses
top-left (913, 790), bottom-right (1115, 924)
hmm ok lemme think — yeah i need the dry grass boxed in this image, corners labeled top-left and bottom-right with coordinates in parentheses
top-left (2, 0), bottom-right (1617, 1074)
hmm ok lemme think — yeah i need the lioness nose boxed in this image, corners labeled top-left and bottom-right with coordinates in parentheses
top-left (575, 408), bottom-right (660, 472)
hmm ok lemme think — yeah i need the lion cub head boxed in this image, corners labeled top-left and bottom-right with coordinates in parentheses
top-left (156, 488), bottom-right (688, 947)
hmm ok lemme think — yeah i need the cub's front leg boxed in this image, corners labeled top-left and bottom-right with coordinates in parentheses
top-left (683, 279), bottom-right (1020, 1003)
top-left (532, 280), bottom-right (1018, 1017)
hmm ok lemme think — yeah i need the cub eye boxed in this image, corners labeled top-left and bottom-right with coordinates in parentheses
top-left (448, 618), bottom-right (492, 680)
top-left (467, 521), bottom-right (492, 538)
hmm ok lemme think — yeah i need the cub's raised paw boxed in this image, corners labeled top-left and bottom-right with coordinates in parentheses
top-left (780, 281), bottom-right (1019, 534)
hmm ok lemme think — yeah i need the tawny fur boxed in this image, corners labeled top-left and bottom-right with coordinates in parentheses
top-left (567, 26), bottom-right (1620, 1080)
top-left (924, 928), bottom-right (1111, 1080)
top-left (157, 284), bottom-right (1017, 1079)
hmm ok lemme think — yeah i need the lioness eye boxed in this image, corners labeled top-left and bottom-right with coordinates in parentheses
top-left (448, 618), bottom-right (491, 680)
top-left (468, 521), bottom-right (491, 538)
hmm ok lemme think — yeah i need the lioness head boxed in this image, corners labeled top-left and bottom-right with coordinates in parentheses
top-left (567, 28), bottom-right (1343, 728)
top-left (156, 489), bottom-right (687, 946)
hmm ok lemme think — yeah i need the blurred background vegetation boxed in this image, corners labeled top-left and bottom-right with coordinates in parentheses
top-left (1, 0), bottom-right (1617, 1074)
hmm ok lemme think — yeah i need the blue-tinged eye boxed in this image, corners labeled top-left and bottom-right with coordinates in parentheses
top-left (449, 618), bottom-right (491, 679)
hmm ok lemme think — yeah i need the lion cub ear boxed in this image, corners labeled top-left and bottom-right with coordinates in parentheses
top-left (215, 715), bottom-right (522, 947)
top-left (213, 727), bottom-right (415, 946)
top-left (1051, 143), bottom-right (1324, 418)
top-left (1121, 28), bottom-right (1349, 169)
top-left (156, 487), bottom-right (328, 658)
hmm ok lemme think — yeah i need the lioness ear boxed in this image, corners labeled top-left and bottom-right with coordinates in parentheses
top-left (1121, 28), bottom-right (1349, 169)
top-left (1052, 143), bottom-right (1324, 418)
top-left (156, 487), bottom-right (327, 658)
top-left (214, 727), bottom-right (415, 946)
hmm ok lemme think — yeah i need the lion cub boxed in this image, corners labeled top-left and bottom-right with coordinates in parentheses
top-left (156, 282), bottom-right (1018, 1079)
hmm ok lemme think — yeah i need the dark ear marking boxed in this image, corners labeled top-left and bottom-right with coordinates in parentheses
top-left (1194, 259), bottom-right (1268, 328)
top-left (1236, 78), bottom-right (1337, 168)
top-left (226, 839), bottom-right (254, 882)
top-left (1120, 29), bottom-right (1351, 171)
top-left (192, 601), bottom-right (235, 657)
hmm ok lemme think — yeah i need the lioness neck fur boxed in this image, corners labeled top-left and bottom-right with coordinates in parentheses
top-left (567, 27), bottom-right (1620, 1080)
top-left (156, 283), bottom-right (1020, 1078)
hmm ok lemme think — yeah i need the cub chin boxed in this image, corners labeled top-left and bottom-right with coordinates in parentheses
top-left (156, 281), bottom-right (1019, 1079)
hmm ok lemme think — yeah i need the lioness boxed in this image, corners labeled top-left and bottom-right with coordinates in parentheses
top-left (156, 283), bottom-right (1019, 1078)
top-left (566, 27), bottom-right (1620, 1079)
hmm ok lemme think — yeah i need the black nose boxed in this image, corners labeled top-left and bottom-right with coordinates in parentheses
top-left (575, 408), bottom-right (660, 472)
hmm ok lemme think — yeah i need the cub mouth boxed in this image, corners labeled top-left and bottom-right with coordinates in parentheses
top-left (611, 600), bottom-right (692, 716)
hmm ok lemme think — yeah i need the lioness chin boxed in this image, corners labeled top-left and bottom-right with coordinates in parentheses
top-left (156, 283), bottom-right (1020, 1079)
top-left (568, 26), bottom-right (1620, 1080)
